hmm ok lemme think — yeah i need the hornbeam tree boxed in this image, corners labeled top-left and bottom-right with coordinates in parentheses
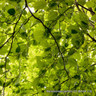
top-left (0, 0), bottom-right (96, 96)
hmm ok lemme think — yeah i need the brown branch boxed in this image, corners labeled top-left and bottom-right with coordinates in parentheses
top-left (75, 1), bottom-right (95, 15)
top-left (86, 33), bottom-right (96, 42)
top-left (50, 6), bottom-right (74, 27)
top-left (3, 37), bottom-right (14, 96)
top-left (0, 7), bottom-right (26, 49)
top-left (25, 0), bottom-right (69, 77)
top-left (78, 3), bottom-right (95, 15)
top-left (2, 7), bottom-right (27, 96)
top-left (75, 0), bottom-right (81, 11)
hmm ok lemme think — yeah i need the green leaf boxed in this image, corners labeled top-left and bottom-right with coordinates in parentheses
top-left (71, 30), bottom-right (78, 34)
top-left (68, 58), bottom-right (77, 66)
top-left (66, 34), bottom-right (71, 39)
top-left (81, 21), bottom-right (88, 28)
top-left (91, 14), bottom-right (96, 21)
top-left (44, 29), bottom-right (50, 38)
top-left (0, 68), bottom-right (3, 74)
top-left (4, 78), bottom-right (14, 87)
top-left (8, 8), bottom-right (15, 15)
top-left (86, 1), bottom-right (95, 7)
top-left (0, 64), bottom-right (5, 68)
top-left (21, 32), bottom-right (27, 38)
top-left (45, 47), bottom-right (51, 51)
top-left (32, 40), bottom-right (38, 45)
top-left (53, 32), bottom-right (61, 40)
top-left (68, 48), bottom-right (76, 56)
top-left (0, 80), bottom-right (3, 86)
top-left (78, 0), bottom-right (86, 5)
top-left (33, 0), bottom-right (46, 9)
top-left (16, 46), bottom-right (20, 53)
top-left (73, 75), bottom-right (80, 79)
top-left (22, 49), bottom-right (28, 58)
top-left (49, 2), bottom-right (57, 7)
top-left (38, 83), bottom-right (45, 88)
top-left (34, 24), bottom-right (45, 41)
top-left (0, 0), bottom-right (95, 95)
top-left (65, 43), bottom-right (68, 47)
top-left (9, 0), bottom-right (21, 3)
top-left (71, 33), bottom-right (84, 49)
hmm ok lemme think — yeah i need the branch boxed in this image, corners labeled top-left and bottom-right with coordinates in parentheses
top-left (75, 1), bottom-right (95, 15)
top-left (0, 7), bottom-right (26, 49)
top-left (86, 33), bottom-right (96, 42)
top-left (50, 6), bottom-right (74, 27)
top-left (3, 37), bottom-right (14, 96)
top-left (75, 0), bottom-right (81, 11)
top-left (78, 3), bottom-right (95, 15)
top-left (25, 0), bottom-right (69, 77)
top-left (2, 7), bottom-right (27, 96)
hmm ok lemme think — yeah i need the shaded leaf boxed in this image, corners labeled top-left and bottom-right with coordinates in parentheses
top-left (8, 8), bottom-right (15, 15)
top-left (16, 46), bottom-right (20, 53)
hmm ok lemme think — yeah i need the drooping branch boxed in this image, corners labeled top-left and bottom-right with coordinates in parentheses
top-left (25, 0), bottom-right (69, 77)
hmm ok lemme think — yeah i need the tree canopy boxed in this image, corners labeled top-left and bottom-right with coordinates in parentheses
top-left (0, 0), bottom-right (96, 96)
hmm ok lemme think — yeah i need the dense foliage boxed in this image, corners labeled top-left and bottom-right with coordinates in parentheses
top-left (0, 0), bottom-right (96, 95)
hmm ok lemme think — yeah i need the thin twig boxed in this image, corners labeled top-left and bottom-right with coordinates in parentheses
top-left (3, 37), bottom-right (14, 96)
top-left (2, 7), bottom-right (27, 96)
top-left (25, 0), bottom-right (69, 77)
top-left (0, 7), bottom-right (26, 49)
